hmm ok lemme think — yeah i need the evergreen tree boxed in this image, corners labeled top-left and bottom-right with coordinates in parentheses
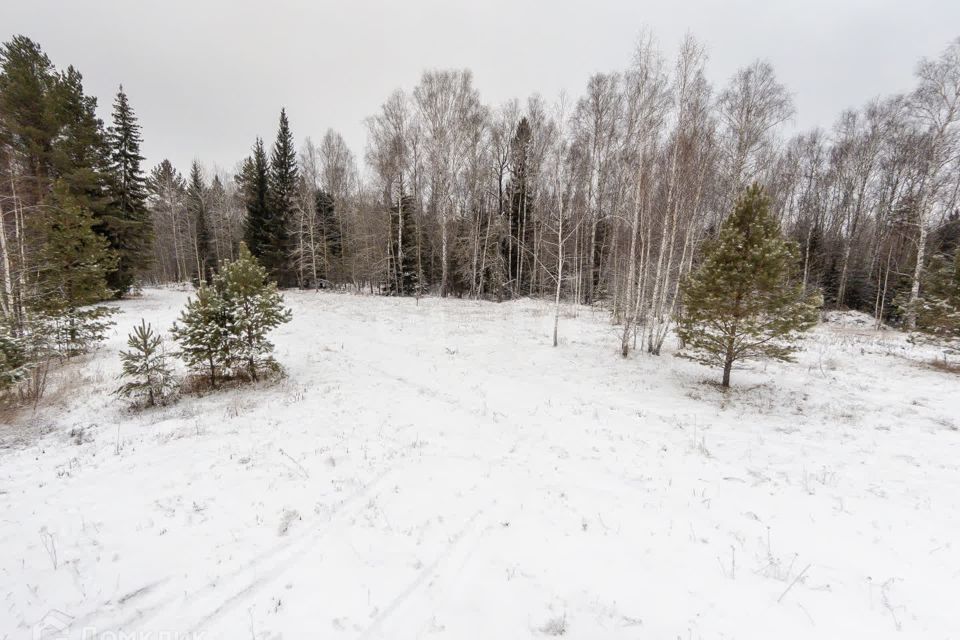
top-left (912, 251), bottom-right (960, 351)
top-left (507, 117), bottom-right (533, 292)
top-left (170, 284), bottom-right (228, 388)
top-left (316, 188), bottom-right (341, 261)
top-left (48, 65), bottom-right (111, 215)
top-left (0, 323), bottom-right (28, 393)
top-left (115, 319), bottom-right (178, 406)
top-left (207, 174), bottom-right (232, 261)
top-left (34, 184), bottom-right (118, 356)
top-left (147, 160), bottom-right (189, 282)
top-left (217, 243), bottom-right (292, 381)
top-left (0, 36), bottom-right (57, 201)
top-left (239, 138), bottom-right (271, 269)
top-left (171, 245), bottom-right (291, 388)
top-left (268, 108), bottom-right (298, 286)
top-left (388, 194), bottom-right (421, 295)
top-left (677, 185), bottom-right (821, 387)
top-left (104, 86), bottom-right (151, 296)
top-left (188, 160), bottom-right (214, 284)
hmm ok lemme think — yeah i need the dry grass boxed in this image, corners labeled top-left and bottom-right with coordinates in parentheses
top-left (927, 357), bottom-right (960, 375)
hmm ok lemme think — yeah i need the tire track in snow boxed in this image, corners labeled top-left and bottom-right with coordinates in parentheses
top-left (67, 464), bottom-right (399, 637)
top-left (359, 505), bottom-right (491, 640)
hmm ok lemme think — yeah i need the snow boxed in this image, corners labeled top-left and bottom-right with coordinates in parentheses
top-left (2, 288), bottom-right (959, 639)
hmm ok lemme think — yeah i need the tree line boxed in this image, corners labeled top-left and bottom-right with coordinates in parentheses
top-left (146, 34), bottom-right (958, 343)
top-left (2, 32), bottom-right (959, 399)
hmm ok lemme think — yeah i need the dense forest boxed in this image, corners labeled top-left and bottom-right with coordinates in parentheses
top-left (1, 33), bottom-right (959, 374)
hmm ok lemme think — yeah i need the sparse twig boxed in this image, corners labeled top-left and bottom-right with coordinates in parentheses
top-left (40, 528), bottom-right (58, 570)
top-left (279, 448), bottom-right (310, 479)
top-left (777, 563), bottom-right (811, 603)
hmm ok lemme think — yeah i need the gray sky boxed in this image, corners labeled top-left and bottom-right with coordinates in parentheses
top-left (3, 1), bottom-right (958, 175)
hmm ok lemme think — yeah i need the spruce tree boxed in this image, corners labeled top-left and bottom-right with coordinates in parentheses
top-left (239, 138), bottom-right (272, 268)
top-left (316, 189), bottom-right (341, 262)
top-left (217, 244), bottom-right (292, 381)
top-left (912, 251), bottom-right (960, 353)
top-left (388, 194), bottom-right (421, 296)
top-left (170, 284), bottom-right (228, 388)
top-left (115, 319), bottom-right (178, 406)
top-left (35, 184), bottom-right (118, 357)
top-left (507, 117), bottom-right (533, 292)
top-left (0, 324), bottom-right (28, 393)
top-left (677, 184), bottom-right (821, 387)
top-left (268, 108), bottom-right (298, 286)
top-left (104, 86), bottom-right (151, 296)
top-left (188, 161), bottom-right (214, 284)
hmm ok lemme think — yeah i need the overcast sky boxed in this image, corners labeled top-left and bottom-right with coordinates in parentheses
top-left (3, 1), bottom-right (958, 175)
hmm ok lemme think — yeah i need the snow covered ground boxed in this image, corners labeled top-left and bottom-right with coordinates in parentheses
top-left (2, 288), bottom-right (958, 639)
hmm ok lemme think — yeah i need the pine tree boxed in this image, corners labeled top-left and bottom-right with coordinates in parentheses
top-left (188, 161), bottom-right (213, 284)
top-left (912, 251), bottom-right (960, 352)
top-left (677, 184), bottom-right (822, 387)
top-left (115, 319), bottom-right (178, 406)
top-left (0, 36), bottom-right (57, 199)
top-left (217, 243), bottom-right (292, 381)
top-left (48, 65), bottom-right (111, 216)
top-left (104, 85), bottom-right (151, 296)
top-left (268, 108), bottom-right (298, 286)
top-left (239, 138), bottom-right (271, 268)
top-left (170, 284), bottom-right (228, 388)
top-left (171, 245), bottom-right (291, 388)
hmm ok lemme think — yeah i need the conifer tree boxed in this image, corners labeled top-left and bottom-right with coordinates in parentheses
top-left (388, 194), bottom-right (421, 295)
top-left (0, 324), bottom-right (28, 393)
top-left (188, 160), bottom-right (214, 284)
top-left (677, 184), bottom-right (821, 387)
top-left (912, 251), bottom-right (960, 351)
top-left (147, 160), bottom-right (189, 282)
top-left (170, 284), bottom-right (228, 388)
top-left (35, 184), bottom-right (118, 356)
top-left (48, 65), bottom-right (111, 215)
top-left (104, 86), bottom-right (151, 296)
top-left (0, 36), bottom-right (57, 198)
top-left (217, 243), bottom-right (292, 381)
top-left (115, 319), bottom-right (178, 406)
top-left (240, 138), bottom-right (271, 268)
top-left (268, 108), bottom-right (298, 286)
top-left (316, 188), bottom-right (342, 263)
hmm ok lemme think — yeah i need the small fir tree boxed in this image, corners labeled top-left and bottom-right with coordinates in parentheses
top-left (217, 244), bottom-right (292, 381)
top-left (677, 184), bottom-right (822, 387)
top-left (170, 284), bottom-right (228, 388)
top-left (115, 320), bottom-right (178, 406)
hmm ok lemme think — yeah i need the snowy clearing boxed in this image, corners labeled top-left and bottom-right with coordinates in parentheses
top-left (2, 288), bottom-right (959, 639)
